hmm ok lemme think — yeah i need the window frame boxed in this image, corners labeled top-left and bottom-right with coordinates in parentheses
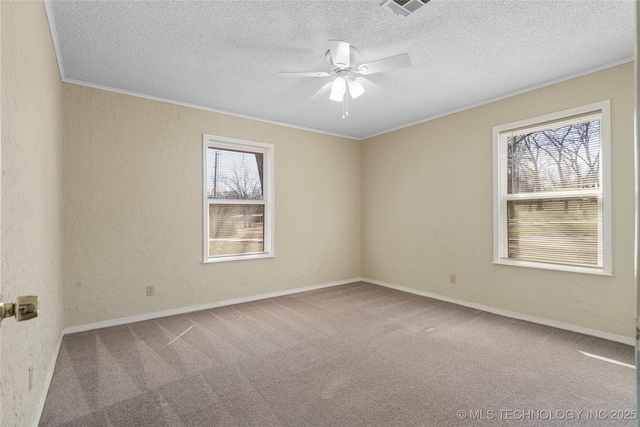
top-left (492, 100), bottom-right (612, 275)
top-left (202, 134), bottom-right (275, 263)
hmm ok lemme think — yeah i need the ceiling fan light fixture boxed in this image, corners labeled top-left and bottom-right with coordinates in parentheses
top-left (348, 79), bottom-right (365, 99)
top-left (279, 40), bottom-right (411, 115)
top-left (329, 76), bottom-right (346, 102)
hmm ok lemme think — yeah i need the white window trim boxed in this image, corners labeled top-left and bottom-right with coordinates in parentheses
top-left (202, 134), bottom-right (275, 263)
top-left (492, 100), bottom-right (612, 275)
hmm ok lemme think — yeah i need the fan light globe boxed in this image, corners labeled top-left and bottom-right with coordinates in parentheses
top-left (348, 79), bottom-right (365, 99)
top-left (329, 76), bottom-right (346, 102)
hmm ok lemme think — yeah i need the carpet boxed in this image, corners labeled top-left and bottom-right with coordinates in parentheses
top-left (39, 282), bottom-right (635, 426)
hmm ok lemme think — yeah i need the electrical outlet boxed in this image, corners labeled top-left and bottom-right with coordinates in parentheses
top-left (28, 366), bottom-right (33, 392)
top-left (449, 274), bottom-right (457, 285)
top-left (146, 285), bottom-right (155, 296)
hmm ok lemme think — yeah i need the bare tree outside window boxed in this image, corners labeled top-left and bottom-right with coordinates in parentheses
top-left (207, 149), bottom-right (264, 200)
top-left (507, 121), bottom-right (600, 194)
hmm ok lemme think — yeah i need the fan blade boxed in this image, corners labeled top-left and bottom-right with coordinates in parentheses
top-left (356, 53), bottom-right (411, 75)
top-left (354, 77), bottom-right (385, 96)
top-left (310, 81), bottom-right (333, 100)
top-left (328, 40), bottom-right (350, 68)
top-left (278, 71), bottom-right (330, 78)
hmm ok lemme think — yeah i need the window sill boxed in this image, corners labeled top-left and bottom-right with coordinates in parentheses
top-left (492, 259), bottom-right (612, 276)
top-left (203, 252), bottom-right (275, 264)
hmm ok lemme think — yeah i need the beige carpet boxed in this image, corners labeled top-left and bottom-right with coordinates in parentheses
top-left (39, 282), bottom-right (635, 426)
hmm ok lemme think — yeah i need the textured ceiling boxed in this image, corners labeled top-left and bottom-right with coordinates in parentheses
top-left (47, 0), bottom-right (635, 140)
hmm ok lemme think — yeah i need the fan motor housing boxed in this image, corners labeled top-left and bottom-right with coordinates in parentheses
top-left (325, 46), bottom-right (359, 70)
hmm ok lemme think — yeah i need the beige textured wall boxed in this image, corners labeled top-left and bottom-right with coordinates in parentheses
top-left (1, 1), bottom-right (64, 426)
top-left (362, 62), bottom-right (635, 339)
top-left (63, 85), bottom-right (361, 327)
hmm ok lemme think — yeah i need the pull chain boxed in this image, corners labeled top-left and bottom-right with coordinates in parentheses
top-left (346, 93), bottom-right (349, 116)
top-left (342, 92), bottom-right (349, 119)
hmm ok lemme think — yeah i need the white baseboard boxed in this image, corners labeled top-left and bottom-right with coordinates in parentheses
top-left (32, 330), bottom-right (65, 427)
top-left (63, 276), bottom-right (634, 346)
top-left (362, 277), bottom-right (635, 347)
top-left (63, 277), bottom-right (360, 335)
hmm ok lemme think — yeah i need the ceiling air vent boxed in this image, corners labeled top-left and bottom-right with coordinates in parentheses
top-left (380, 0), bottom-right (430, 16)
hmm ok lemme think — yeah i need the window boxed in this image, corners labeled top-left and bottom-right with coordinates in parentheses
top-left (493, 101), bottom-right (611, 275)
top-left (203, 135), bottom-right (274, 263)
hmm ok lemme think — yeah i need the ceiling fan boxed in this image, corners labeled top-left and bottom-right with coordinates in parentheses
top-left (278, 40), bottom-right (411, 117)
